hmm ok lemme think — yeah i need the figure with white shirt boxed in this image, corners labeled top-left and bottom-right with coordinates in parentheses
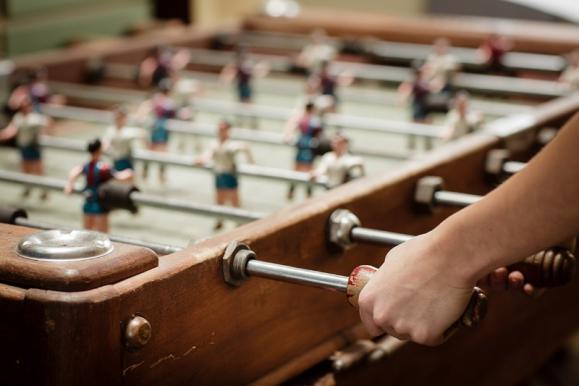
top-left (423, 38), bottom-right (460, 94)
top-left (311, 134), bottom-right (365, 189)
top-left (295, 29), bottom-right (337, 74)
top-left (441, 91), bottom-right (483, 141)
top-left (103, 106), bottom-right (145, 184)
top-left (0, 97), bottom-right (51, 199)
top-left (196, 120), bottom-right (254, 230)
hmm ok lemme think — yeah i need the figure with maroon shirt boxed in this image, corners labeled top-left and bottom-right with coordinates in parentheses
top-left (307, 60), bottom-right (352, 113)
top-left (284, 101), bottom-right (323, 199)
top-left (135, 79), bottom-right (177, 183)
top-left (138, 46), bottom-right (189, 89)
top-left (64, 139), bottom-right (133, 233)
top-left (398, 63), bottom-right (436, 151)
top-left (478, 34), bottom-right (513, 75)
top-left (6, 67), bottom-right (66, 117)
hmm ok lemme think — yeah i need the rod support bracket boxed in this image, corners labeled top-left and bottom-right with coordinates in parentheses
top-left (415, 176), bottom-right (444, 213)
top-left (328, 209), bottom-right (361, 250)
top-left (222, 241), bottom-right (255, 286)
top-left (485, 149), bottom-right (510, 178)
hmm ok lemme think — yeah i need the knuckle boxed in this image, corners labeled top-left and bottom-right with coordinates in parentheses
top-left (357, 291), bottom-right (373, 310)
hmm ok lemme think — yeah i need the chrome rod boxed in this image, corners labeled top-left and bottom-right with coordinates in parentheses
top-left (131, 192), bottom-right (264, 222)
top-left (245, 259), bottom-right (349, 292)
top-left (124, 46), bottom-right (566, 98)
top-left (40, 103), bottom-right (408, 160)
top-left (103, 64), bottom-right (531, 116)
top-left (47, 82), bottom-right (447, 138)
top-left (503, 161), bottom-right (526, 175)
top-left (219, 30), bottom-right (564, 73)
top-left (38, 134), bottom-right (326, 186)
top-left (433, 190), bottom-right (482, 207)
top-left (0, 170), bottom-right (265, 222)
top-left (350, 227), bottom-right (411, 246)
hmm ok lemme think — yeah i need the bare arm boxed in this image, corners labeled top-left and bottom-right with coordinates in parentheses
top-left (242, 143), bottom-right (254, 164)
top-left (358, 112), bottom-right (579, 346)
top-left (0, 121), bottom-right (18, 141)
top-left (220, 64), bottom-right (236, 84)
top-left (64, 165), bottom-right (83, 195)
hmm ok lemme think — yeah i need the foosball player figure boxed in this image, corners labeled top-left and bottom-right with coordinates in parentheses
top-left (398, 63), bottom-right (435, 151)
top-left (307, 60), bottom-right (353, 113)
top-left (310, 133), bottom-right (365, 190)
top-left (220, 46), bottom-right (269, 128)
top-left (294, 29), bottom-right (337, 75)
top-left (196, 120), bottom-right (254, 230)
top-left (136, 79), bottom-right (177, 183)
top-left (138, 46), bottom-right (189, 89)
top-left (64, 139), bottom-right (133, 233)
top-left (103, 106), bottom-right (145, 184)
top-left (423, 38), bottom-right (460, 95)
top-left (0, 97), bottom-right (51, 199)
top-left (284, 101), bottom-right (323, 200)
top-left (441, 91), bottom-right (483, 141)
top-left (478, 34), bottom-right (513, 75)
top-left (6, 67), bottom-right (66, 117)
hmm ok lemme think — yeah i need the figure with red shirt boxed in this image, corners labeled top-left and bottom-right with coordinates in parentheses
top-left (64, 139), bottom-right (133, 233)
top-left (284, 101), bottom-right (323, 199)
top-left (478, 34), bottom-right (513, 75)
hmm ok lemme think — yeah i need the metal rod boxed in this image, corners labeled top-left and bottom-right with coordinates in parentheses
top-left (47, 82), bottom-right (447, 138)
top-left (14, 217), bottom-right (182, 255)
top-left (245, 259), bottom-right (349, 292)
top-left (163, 47), bottom-right (567, 98)
top-left (40, 103), bottom-right (408, 160)
top-left (0, 170), bottom-right (265, 222)
top-left (219, 30), bottom-right (564, 73)
top-left (433, 190), bottom-right (482, 207)
top-left (503, 161), bottom-right (526, 175)
top-left (102, 64), bottom-right (531, 117)
top-left (38, 134), bottom-right (326, 186)
top-left (350, 227), bottom-right (411, 246)
top-left (131, 192), bottom-right (264, 222)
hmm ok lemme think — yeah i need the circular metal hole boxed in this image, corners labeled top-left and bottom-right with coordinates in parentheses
top-left (16, 229), bottom-right (114, 261)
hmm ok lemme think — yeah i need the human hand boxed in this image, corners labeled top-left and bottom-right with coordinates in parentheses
top-left (358, 233), bottom-right (476, 346)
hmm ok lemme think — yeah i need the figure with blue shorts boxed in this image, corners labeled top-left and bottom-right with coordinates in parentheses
top-left (220, 46), bottom-right (269, 128)
top-left (64, 139), bottom-right (133, 233)
top-left (284, 101), bottom-right (323, 200)
top-left (398, 63), bottom-right (436, 151)
top-left (103, 106), bottom-right (145, 184)
top-left (196, 120), bottom-right (254, 230)
top-left (0, 98), bottom-right (51, 199)
top-left (136, 79), bottom-right (177, 183)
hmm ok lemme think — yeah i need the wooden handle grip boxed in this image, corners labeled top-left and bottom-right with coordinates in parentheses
top-left (346, 265), bottom-right (488, 335)
top-left (507, 248), bottom-right (576, 288)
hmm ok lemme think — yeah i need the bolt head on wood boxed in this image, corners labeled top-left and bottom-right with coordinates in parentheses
top-left (328, 209), bottom-right (361, 250)
top-left (124, 315), bottom-right (152, 350)
top-left (485, 149), bottom-right (510, 176)
top-left (222, 241), bottom-right (254, 286)
top-left (414, 176), bottom-right (444, 212)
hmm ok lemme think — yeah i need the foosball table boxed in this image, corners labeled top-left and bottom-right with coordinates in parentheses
top-left (2, 10), bottom-right (579, 386)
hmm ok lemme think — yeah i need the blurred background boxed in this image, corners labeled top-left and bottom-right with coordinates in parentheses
top-left (2, 0), bottom-right (577, 56)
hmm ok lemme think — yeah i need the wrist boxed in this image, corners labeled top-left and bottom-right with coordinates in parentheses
top-left (425, 221), bottom-right (491, 286)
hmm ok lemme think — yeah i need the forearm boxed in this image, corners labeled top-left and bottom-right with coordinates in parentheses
top-left (434, 113), bottom-right (579, 282)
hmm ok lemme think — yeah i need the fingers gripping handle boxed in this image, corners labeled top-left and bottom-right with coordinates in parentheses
top-left (507, 248), bottom-right (576, 288)
top-left (346, 265), bottom-right (488, 337)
